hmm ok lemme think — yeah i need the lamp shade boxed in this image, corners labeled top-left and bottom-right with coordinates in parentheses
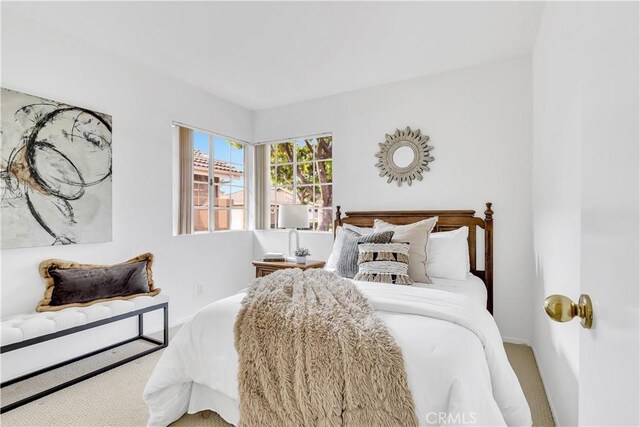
top-left (277, 204), bottom-right (309, 229)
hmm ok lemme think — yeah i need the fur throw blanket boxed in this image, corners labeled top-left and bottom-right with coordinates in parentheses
top-left (234, 268), bottom-right (417, 427)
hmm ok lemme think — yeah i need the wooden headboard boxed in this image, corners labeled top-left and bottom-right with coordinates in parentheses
top-left (334, 202), bottom-right (494, 314)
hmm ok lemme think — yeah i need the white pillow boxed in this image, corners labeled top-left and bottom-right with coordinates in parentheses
top-left (426, 227), bottom-right (470, 281)
top-left (326, 224), bottom-right (374, 269)
top-left (373, 217), bottom-right (438, 284)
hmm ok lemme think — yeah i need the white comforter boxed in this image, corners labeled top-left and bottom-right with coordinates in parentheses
top-left (144, 282), bottom-right (531, 426)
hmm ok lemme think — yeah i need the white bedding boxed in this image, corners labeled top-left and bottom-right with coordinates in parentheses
top-left (424, 273), bottom-right (488, 307)
top-left (144, 281), bottom-right (530, 426)
top-left (327, 267), bottom-right (488, 307)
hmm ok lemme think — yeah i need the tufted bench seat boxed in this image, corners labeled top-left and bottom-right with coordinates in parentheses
top-left (1, 294), bottom-right (169, 347)
top-left (1, 294), bottom-right (169, 413)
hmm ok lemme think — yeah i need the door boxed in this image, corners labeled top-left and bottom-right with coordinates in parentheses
top-left (577, 3), bottom-right (639, 425)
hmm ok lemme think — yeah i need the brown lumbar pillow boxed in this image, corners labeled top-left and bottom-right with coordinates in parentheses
top-left (36, 253), bottom-right (160, 312)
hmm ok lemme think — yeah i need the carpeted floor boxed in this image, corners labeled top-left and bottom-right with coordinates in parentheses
top-left (504, 343), bottom-right (555, 427)
top-left (1, 329), bottom-right (554, 426)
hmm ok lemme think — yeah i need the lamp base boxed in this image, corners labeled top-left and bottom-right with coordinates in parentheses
top-left (287, 229), bottom-right (300, 262)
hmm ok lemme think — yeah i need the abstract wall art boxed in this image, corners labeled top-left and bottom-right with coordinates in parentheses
top-left (1, 88), bottom-right (112, 249)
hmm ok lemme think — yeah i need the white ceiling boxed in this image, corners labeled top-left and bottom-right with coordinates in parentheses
top-left (4, 2), bottom-right (545, 110)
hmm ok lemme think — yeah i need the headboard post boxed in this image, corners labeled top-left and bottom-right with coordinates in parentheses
top-left (484, 202), bottom-right (494, 314)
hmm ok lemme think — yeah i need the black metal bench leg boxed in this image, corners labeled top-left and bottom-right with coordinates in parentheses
top-left (163, 305), bottom-right (169, 346)
top-left (138, 312), bottom-right (144, 337)
top-left (138, 305), bottom-right (168, 347)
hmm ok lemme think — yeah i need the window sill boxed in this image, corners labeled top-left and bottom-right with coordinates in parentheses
top-left (173, 229), bottom-right (332, 237)
top-left (257, 229), bottom-right (333, 235)
top-left (174, 229), bottom-right (250, 237)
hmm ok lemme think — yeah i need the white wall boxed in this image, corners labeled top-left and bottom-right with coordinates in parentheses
top-left (0, 11), bottom-right (255, 324)
top-left (532, 3), bottom-right (639, 426)
top-left (254, 56), bottom-right (534, 342)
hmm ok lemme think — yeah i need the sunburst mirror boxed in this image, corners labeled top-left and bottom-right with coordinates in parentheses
top-left (375, 127), bottom-right (434, 186)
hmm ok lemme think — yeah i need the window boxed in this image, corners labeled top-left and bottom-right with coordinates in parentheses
top-left (269, 135), bottom-right (333, 231)
top-left (191, 129), bottom-right (246, 232)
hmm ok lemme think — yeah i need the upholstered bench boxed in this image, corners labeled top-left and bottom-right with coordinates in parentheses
top-left (0, 293), bottom-right (169, 413)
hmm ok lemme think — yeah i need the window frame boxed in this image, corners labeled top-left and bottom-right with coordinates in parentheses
top-left (268, 133), bottom-right (333, 232)
top-left (191, 129), bottom-right (247, 233)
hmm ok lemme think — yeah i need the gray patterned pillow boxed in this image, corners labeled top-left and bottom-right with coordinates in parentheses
top-left (354, 243), bottom-right (414, 285)
top-left (336, 229), bottom-right (394, 278)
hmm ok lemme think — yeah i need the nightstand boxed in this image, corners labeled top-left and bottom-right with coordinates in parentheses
top-left (252, 260), bottom-right (326, 278)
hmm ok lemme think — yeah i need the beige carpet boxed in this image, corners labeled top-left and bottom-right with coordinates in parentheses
top-left (1, 331), bottom-right (554, 426)
top-left (504, 343), bottom-right (555, 427)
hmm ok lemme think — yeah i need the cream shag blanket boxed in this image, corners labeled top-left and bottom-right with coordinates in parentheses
top-left (234, 268), bottom-right (418, 427)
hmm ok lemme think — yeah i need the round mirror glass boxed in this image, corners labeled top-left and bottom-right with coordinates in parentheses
top-left (392, 145), bottom-right (415, 168)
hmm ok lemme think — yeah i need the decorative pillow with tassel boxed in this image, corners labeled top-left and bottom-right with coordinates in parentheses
top-left (354, 243), bottom-right (414, 285)
top-left (36, 253), bottom-right (159, 312)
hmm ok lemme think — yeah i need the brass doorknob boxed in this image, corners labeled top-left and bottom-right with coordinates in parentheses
top-left (544, 294), bottom-right (593, 329)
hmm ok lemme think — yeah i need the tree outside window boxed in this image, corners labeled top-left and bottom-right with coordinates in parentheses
top-left (269, 135), bottom-right (333, 231)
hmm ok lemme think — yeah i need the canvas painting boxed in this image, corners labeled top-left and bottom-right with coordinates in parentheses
top-left (0, 88), bottom-right (112, 249)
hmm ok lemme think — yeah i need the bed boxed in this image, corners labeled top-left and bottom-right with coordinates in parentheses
top-left (144, 204), bottom-right (531, 426)
top-left (333, 204), bottom-right (494, 313)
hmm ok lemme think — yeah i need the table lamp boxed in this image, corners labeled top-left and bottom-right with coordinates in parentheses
top-left (277, 204), bottom-right (309, 261)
